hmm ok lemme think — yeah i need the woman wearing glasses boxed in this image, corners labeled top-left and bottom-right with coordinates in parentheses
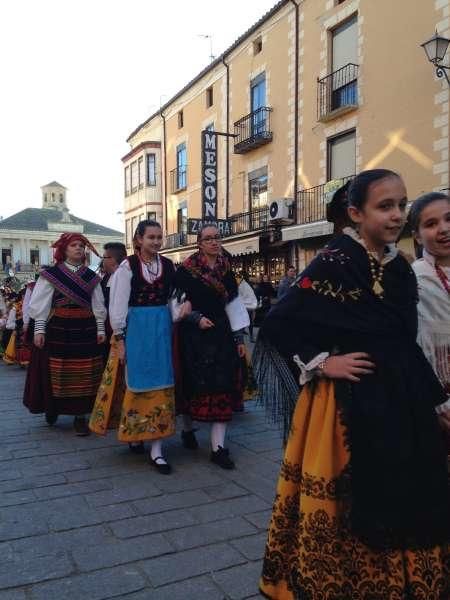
top-left (175, 226), bottom-right (247, 469)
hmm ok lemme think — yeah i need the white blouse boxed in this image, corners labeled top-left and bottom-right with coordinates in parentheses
top-left (5, 307), bottom-right (16, 330)
top-left (22, 285), bottom-right (33, 328)
top-left (29, 263), bottom-right (106, 336)
top-left (238, 280), bottom-right (258, 311)
top-left (109, 256), bottom-right (162, 335)
top-left (413, 250), bottom-right (450, 412)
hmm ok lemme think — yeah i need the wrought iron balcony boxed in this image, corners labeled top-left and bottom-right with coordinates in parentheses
top-left (164, 232), bottom-right (195, 249)
top-left (170, 166), bottom-right (187, 193)
top-left (317, 63), bottom-right (359, 121)
top-left (296, 176), bottom-right (354, 225)
top-left (163, 206), bottom-right (270, 250)
top-left (234, 107), bottom-right (273, 154)
top-left (228, 206), bottom-right (270, 234)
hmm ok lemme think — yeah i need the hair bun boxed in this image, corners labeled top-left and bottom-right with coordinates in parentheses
top-left (325, 179), bottom-right (352, 224)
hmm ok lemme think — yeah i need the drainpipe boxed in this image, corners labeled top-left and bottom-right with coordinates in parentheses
top-left (161, 111), bottom-right (168, 234)
top-left (290, 0), bottom-right (300, 203)
top-left (222, 56), bottom-right (230, 219)
top-left (289, 0), bottom-right (300, 268)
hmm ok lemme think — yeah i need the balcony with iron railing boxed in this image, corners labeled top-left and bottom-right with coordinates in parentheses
top-left (296, 176), bottom-right (354, 225)
top-left (234, 107), bottom-right (273, 154)
top-left (163, 206), bottom-right (271, 250)
top-left (170, 166), bottom-right (187, 193)
top-left (164, 232), bottom-right (196, 249)
top-left (228, 206), bottom-right (270, 234)
top-left (317, 63), bottom-right (359, 122)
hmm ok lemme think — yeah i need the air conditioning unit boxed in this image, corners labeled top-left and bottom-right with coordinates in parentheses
top-left (269, 198), bottom-right (294, 222)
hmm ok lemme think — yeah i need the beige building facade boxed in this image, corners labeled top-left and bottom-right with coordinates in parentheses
top-left (124, 0), bottom-right (450, 280)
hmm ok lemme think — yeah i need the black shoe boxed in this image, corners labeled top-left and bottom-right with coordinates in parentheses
top-left (149, 455), bottom-right (172, 475)
top-left (73, 416), bottom-right (90, 437)
top-left (181, 429), bottom-right (199, 450)
top-left (128, 442), bottom-right (145, 454)
top-left (45, 411), bottom-right (58, 426)
top-left (210, 446), bottom-right (235, 470)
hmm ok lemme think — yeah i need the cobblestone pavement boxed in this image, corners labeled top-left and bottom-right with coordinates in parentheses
top-left (0, 361), bottom-right (282, 599)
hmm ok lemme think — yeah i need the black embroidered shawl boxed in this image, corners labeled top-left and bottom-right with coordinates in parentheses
top-left (254, 234), bottom-right (449, 550)
top-left (175, 251), bottom-right (238, 319)
top-left (41, 263), bottom-right (99, 309)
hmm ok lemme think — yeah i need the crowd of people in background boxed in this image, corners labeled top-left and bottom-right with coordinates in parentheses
top-left (0, 168), bottom-right (449, 598)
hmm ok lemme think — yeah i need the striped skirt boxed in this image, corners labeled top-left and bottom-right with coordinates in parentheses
top-left (24, 305), bottom-right (104, 416)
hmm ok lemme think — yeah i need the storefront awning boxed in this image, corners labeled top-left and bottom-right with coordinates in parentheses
top-left (282, 221), bottom-right (333, 241)
top-left (161, 247), bottom-right (195, 264)
top-left (222, 236), bottom-right (260, 256)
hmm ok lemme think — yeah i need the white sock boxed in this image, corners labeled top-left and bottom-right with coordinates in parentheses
top-left (182, 415), bottom-right (193, 432)
top-left (211, 422), bottom-right (227, 452)
top-left (150, 440), bottom-right (166, 464)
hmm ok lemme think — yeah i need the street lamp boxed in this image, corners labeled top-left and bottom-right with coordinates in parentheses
top-left (421, 31), bottom-right (450, 85)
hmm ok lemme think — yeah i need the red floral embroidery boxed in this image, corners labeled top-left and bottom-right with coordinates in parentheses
top-left (298, 277), bottom-right (313, 289)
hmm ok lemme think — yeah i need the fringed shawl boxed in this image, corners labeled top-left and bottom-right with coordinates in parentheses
top-left (41, 263), bottom-right (99, 309)
top-left (181, 251), bottom-right (236, 303)
top-left (413, 253), bottom-right (450, 396)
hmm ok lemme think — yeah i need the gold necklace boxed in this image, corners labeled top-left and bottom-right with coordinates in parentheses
top-left (367, 253), bottom-right (385, 298)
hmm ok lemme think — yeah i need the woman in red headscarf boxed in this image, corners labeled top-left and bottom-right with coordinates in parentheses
top-left (23, 233), bottom-right (107, 435)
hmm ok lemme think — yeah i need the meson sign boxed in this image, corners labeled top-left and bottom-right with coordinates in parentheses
top-left (186, 130), bottom-right (231, 236)
top-left (202, 130), bottom-right (218, 220)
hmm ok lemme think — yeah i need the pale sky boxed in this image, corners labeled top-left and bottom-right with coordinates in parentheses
top-left (0, 0), bottom-right (277, 233)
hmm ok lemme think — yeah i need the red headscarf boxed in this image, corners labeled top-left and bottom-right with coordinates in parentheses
top-left (51, 233), bottom-right (99, 264)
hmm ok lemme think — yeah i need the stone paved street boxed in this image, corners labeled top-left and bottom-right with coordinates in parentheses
top-left (0, 361), bottom-right (282, 599)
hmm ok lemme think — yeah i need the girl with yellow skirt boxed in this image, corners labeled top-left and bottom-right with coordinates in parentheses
top-left (3, 289), bottom-right (30, 367)
top-left (90, 220), bottom-right (187, 475)
top-left (3, 296), bottom-right (17, 364)
top-left (254, 170), bottom-right (449, 599)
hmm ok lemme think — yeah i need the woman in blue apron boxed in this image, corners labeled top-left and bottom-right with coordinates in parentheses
top-left (106, 220), bottom-right (177, 474)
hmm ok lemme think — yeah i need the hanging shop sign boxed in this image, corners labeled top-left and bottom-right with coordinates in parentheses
top-left (186, 129), bottom-right (231, 236)
top-left (187, 218), bottom-right (231, 236)
top-left (202, 130), bottom-right (218, 220)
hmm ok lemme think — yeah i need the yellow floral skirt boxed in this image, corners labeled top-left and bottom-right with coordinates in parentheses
top-left (260, 379), bottom-right (449, 600)
top-left (89, 341), bottom-right (175, 442)
top-left (3, 331), bottom-right (16, 365)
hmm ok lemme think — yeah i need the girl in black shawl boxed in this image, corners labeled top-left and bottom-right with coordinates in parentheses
top-left (255, 170), bottom-right (449, 600)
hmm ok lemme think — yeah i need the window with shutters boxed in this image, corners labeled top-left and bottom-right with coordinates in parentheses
top-left (206, 86), bottom-right (213, 108)
top-left (138, 156), bottom-right (144, 189)
top-left (147, 154), bottom-right (156, 186)
top-left (124, 166), bottom-right (130, 196)
top-left (130, 161), bottom-right (138, 192)
top-left (327, 130), bottom-right (356, 181)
